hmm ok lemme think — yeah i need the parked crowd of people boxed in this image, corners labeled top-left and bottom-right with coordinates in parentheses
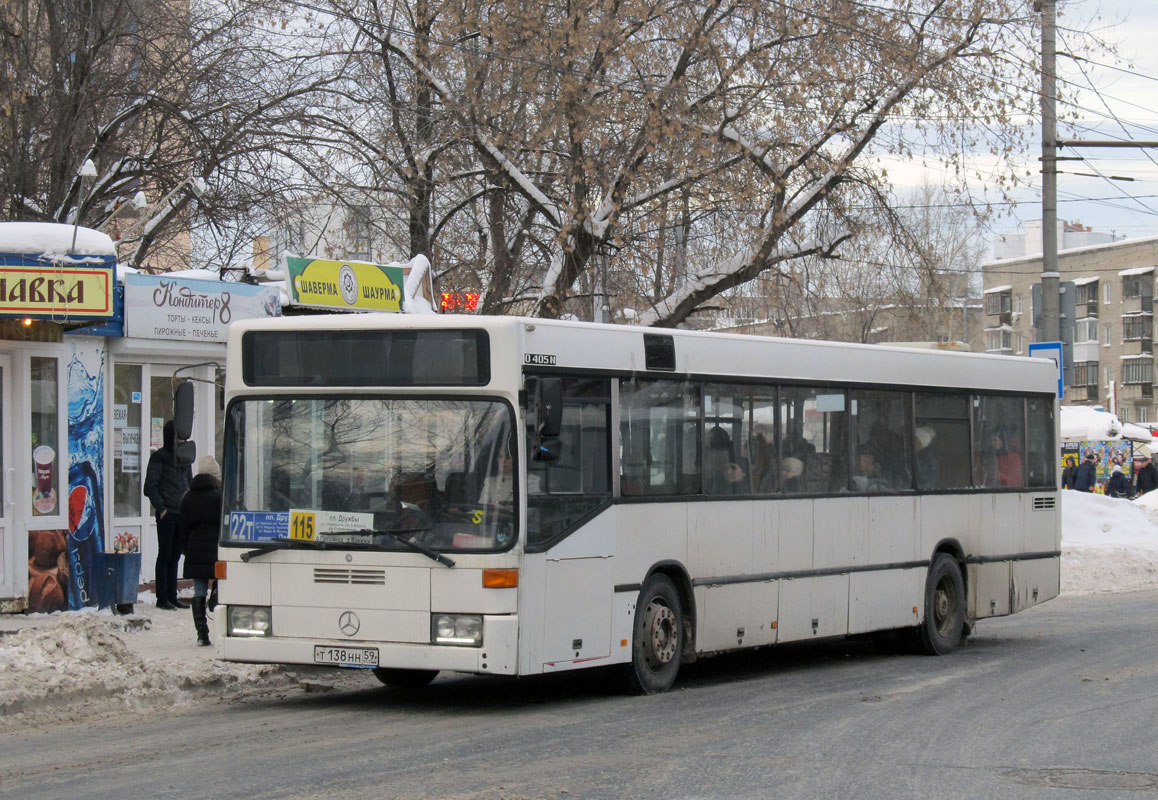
top-left (144, 420), bottom-right (221, 647)
top-left (1061, 445), bottom-right (1158, 500)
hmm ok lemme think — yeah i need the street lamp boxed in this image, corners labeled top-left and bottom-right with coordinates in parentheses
top-left (69, 159), bottom-right (99, 252)
top-left (99, 190), bottom-right (148, 236)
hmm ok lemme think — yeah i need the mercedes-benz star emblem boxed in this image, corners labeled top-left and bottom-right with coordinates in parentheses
top-left (338, 610), bottom-right (360, 637)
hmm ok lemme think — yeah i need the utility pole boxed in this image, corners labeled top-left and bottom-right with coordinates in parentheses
top-left (1038, 0), bottom-right (1060, 342)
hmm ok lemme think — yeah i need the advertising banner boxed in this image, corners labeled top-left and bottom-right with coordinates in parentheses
top-left (0, 260), bottom-right (116, 318)
top-left (123, 273), bottom-right (281, 342)
top-left (286, 256), bottom-right (404, 312)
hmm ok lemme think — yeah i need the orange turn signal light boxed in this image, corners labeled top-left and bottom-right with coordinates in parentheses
top-left (482, 568), bottom-right (518, 588)
top-left (215, 561), bottom-right (228, 580)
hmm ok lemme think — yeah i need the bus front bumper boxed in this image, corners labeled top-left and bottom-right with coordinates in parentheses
top-left (217, 613), bottom-right (519, 675)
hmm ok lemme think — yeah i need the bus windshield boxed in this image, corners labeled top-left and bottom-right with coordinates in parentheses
top-left (222, 397), bottom-right (516, 552)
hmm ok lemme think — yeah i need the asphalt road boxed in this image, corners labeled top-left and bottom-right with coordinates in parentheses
top-left (2, 589), bottom-right (1157, 800)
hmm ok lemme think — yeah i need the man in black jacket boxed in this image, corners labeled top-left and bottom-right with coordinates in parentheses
top-left (1134, 449), bottom-right (1158, 497)
top-left (1073, 450), bottom-right (1098, 493)
top-left (144, 421), bottom-right (192, 610)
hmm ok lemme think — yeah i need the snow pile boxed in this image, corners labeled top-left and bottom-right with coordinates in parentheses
top-left (0, 222), bottom-right (116, 257)
top-left (0, 606), bottom-right (290, 730)
top-left (1061, 490), bottom-right (1158, 595)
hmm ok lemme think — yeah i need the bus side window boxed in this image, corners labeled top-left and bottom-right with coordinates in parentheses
top-left (914, 393), bottom-right (971, 490)
top-left (619, 379), bottom-right (699, 497)
top-left (1025, 396), bottom-right (1056, 487)
top-left (526, 376), bottom-right (612, 547)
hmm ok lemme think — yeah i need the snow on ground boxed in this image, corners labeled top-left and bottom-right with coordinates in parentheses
top-left (2, 490), bottom-right (1157, 728)
top-left (1063, 490), bottom-right (1158, 596)
top-left (0, 598), bottom-right (293, 732)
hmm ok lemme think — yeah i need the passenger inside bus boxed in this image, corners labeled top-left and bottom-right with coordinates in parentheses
top-left (978, 426), bottom-right (1023, 487)
top-left (780, 456), bottom-right (804, 493)
top-left (704, 426), bottom-right (750, 495)
top-left (852, 449), bottom-right (890, 492)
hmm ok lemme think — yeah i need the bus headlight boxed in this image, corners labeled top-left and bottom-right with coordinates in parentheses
top-left (431, 613), bottom-right (483, 646)
top-left (228, 605), bottom-right (272, 637)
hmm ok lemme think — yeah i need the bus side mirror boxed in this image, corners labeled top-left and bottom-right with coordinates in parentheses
top-left (538, 378), bottom-right (563, 438)
top-left (174, 378), bottom-right (196, 465)
top-left (174, 379), bottom-right (195, 440)
top-left (534, 437), bottom-right (561, 462)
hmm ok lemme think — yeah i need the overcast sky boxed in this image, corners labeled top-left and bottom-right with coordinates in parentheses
top-left (878, 1), bottom-right (1158, 246)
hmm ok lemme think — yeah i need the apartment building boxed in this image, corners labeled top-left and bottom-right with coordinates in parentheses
top-left (982, 235), bottom-right (1158, 423)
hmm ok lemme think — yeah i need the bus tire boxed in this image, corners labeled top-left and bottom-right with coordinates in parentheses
top-left (914, 554), bottom-right (965, 656)
top-left (625, 574), bottom-right (683, 694)
top-left (372, 668), bottom-right (439, 688)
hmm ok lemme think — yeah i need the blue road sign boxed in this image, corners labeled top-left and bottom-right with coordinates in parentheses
top-left (1028, 341), bottom-right (1065, 399)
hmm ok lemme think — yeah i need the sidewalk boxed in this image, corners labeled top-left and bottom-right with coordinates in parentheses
top-left (0, 591), bottom-right (291, 730)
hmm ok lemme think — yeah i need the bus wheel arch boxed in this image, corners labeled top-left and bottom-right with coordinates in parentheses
top-left (645, 561), bottom-right (696, 663)
top-left (930, 538), bottom-right (970, 624)
top-left (624, 565), bottom-right (693, 694)
top-left (914, 550), bottom-right (966, 655)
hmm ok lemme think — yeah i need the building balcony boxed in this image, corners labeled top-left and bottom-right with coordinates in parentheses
top-left (1074, 384), bottom-right (1099, 402)
top-left (1122, 338), bottom-right (1154, 357)
top-left (1122, 295), bottom-right (1154, 315)
top-left (1073, 341), bottom-right (1100, 363)
top-left (1120, 382), bottom-right (1154, 401)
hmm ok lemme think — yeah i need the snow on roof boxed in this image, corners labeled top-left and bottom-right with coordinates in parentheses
top-left (983, 284), bottom-right (1012, 294)
top-left (0, 222), bottom-right (116, 257)
top-left (1061, 405), bottom-right (1122, 441)
top-left (1072, 276), bottom-right (1099, 286)
top-left (1119, 266), bottom-right (1156, 276)
top-left (1122, 422), bottom-right (1154, 442)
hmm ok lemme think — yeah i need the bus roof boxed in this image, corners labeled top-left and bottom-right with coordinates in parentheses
top-left (229, 313), bottom-right (1058, 395)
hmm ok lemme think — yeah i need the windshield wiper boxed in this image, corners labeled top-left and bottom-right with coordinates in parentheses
top-left (322, 528), bottom-right (455, 568)
top-left (240, 529), bottom-right (455, 568)
top-left (240, 536), bottom-right (376, 561)
top-left (240, 538), bottom-right (294, 562)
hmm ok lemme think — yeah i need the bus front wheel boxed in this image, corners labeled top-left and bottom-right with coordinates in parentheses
top-left (373, 668), bottom-right (439, 688)
top-left (625, 574), bottom-right (683, 694)
top-left (913, 554), bottom-right (965, 655)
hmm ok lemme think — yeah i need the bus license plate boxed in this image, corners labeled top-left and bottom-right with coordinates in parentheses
top-left (314, 646), bottom-right (379, 667)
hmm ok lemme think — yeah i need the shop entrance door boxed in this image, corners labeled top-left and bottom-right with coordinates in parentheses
top-left (0, 354), bottom-right (15, 602)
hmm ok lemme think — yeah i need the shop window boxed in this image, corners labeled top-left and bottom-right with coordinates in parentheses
top-left (113, 365), bottom-right (143, 517)
top-left (30, 356), bottom-right (59, 516)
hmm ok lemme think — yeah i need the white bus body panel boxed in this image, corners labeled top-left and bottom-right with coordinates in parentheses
top-left (219, 315), bottom-right (1061, 678)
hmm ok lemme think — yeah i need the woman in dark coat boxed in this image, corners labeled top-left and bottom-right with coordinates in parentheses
top-left (178, 456), bottom-right (222, 646)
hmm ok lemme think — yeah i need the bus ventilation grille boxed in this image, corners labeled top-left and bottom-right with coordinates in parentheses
top-left (1031, 496), bottom-right (1057, 510)
top-left (313, 568), bottom-right (387, 585)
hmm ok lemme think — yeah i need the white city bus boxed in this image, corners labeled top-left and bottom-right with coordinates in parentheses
top-left (216, 314), bottom-right (1059, 693)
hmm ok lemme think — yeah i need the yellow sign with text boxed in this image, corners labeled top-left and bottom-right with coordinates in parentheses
top-left (286, 257), bottom-right (404, 312)
top-left (0, 265), bottom-right (115, 317)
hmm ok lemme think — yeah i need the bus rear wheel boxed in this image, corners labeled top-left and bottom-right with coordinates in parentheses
top-left (625, 574), bottom-right (683, 694)
top-left (913, 553), bottom-right (965, 655)
top-left (372, 668), bottom-right (439, 688)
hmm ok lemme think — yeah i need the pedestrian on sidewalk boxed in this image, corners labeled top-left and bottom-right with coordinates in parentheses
top-left (144, 421), bottom-right (192, 610)
top-left (178, 456), bottom-right (222, 647)
top-left (1134, 447), bottom-right (1158, 497)
top-left (1073, 449), bottom-right (1098, 493)
top-left (1107, 464), bottom-right (1133, 499)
